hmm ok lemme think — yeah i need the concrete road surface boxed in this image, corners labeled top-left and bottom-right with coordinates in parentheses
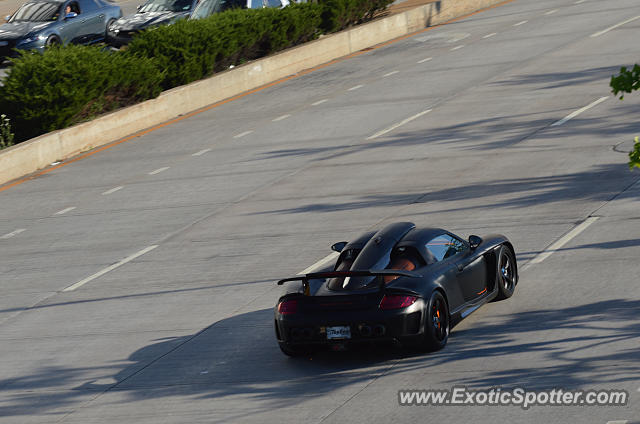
top-left (0, 0), bottom-right (639, 423)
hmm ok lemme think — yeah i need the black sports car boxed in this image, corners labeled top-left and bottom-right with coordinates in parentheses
top-left (274, 222), bottom-right (518, 356)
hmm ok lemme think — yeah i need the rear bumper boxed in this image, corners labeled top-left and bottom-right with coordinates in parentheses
top-left (274, 299), bottom-right (426, 349)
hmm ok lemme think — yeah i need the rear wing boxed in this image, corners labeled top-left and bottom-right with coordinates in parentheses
top-left (277, 270), bottom-right (421, 285)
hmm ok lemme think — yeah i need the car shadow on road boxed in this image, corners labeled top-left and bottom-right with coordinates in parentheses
top-left (2, 299), bottom-right (639, 420)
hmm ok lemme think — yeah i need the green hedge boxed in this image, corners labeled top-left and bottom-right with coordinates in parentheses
top-left (127, 3), bottom-right (324, 90)
top-left (0, 45), bottom-right (162, 141)
top-left (0, 0), bottom-right (394, 143)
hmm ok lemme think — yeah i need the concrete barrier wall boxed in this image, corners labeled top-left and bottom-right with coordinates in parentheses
top-left (0, 0), bottom-right (507, 187)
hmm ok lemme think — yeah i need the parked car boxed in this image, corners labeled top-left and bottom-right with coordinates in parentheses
top-left (189, 0), bottom-right (288, 20)
top-left (106, 0), bottom-right (198, 47)
top-left (0, 0), bottom-right (122, 59)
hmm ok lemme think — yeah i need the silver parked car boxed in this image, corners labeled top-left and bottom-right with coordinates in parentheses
top-left (0, 0), bottom-right (122, 59)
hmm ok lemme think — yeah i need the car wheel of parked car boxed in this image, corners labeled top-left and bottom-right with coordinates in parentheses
top-left (45, 35), bottom-right (60, 46)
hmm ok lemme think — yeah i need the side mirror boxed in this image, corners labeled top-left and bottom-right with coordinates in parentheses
top-left (137, 4), bottom-right (143, 10)
top-left (331, 241), bottom-right (347, 252)
top-left (65, 12), bottom-right (77, 19)
top-left (468, 235), bottom-right (482, 250)
top-left (5, 15), bottom-right (11, 22)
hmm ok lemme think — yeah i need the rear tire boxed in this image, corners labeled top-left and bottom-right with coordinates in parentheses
top-left (495, 245), bottom-right (516, 300)
top-left (420, 291), bottom-right (449, 352)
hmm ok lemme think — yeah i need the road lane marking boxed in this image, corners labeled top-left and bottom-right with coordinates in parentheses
top-left (591, 16), bottom-right (640, 37)
top-left (299, 252), bottom-right (340, 275)
top-left (451, 45), bottom-right (464, 51)
top-left (102, 186), bottom-right (123, 195)
top-left (348, 84), bottom-right (364, 91)
top-left (192, 148), bottom-right (211, 156)
top-left (1, 228), bottom-right (26, 239)
top-left (606, 421), bottom-right (628, 424)
top-left (523, 217), bottom-right (599, 269)
top-left (417, 57), bottom-right (432, 64)
top-left (148, 166), bottom-right (170, 175)
top-left (63, 245), bottom-right (159, 292)
top-left (233, 131), bottom-right (253, 139)
top-left (383, 71), bottom-right (399, 77)
top-left (312, 99), bottom-right (328, 106)
top-left (545, 9), bottom-right (558, 15)
top-left (551, 96), bottom-right (608, 126)
top-left (483, 32), bottom-right (497, 38)
top-left (55, 207), bottom-right (76, 215)
top-left (513, 20), bottom-right (528, 26)
top-left (574, 0), bottom-right (586, 4)
top-left (366, 109), bottom-right (432, 140)
top-left (272, 114), bottom-right (291, 122)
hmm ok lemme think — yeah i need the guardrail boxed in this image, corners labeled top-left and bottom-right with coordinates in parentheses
top-left (0, 0), bottom-right (508, 188)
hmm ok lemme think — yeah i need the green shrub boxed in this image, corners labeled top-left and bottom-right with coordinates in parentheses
top-left (127, 3), bottom-right (323, 90)
top-left (0, 114), bottom-right (14, 149)
top-left (319, 0), bottom-right (394, 33)
top-left (0, 45), bottom-right (163, 142)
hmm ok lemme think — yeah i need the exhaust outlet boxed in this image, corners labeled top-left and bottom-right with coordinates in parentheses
top-left (360, 325), bottom-right (372, 337)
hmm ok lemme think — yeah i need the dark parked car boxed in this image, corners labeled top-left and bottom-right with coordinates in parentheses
top-left (0, 0), bottom-right (122, 59)
top-left (274, 222), bottom-right (518, 356)
top-left (106, 0), bottom-right (198, 47)
top-left (189, 0), bottom-right (288, 19)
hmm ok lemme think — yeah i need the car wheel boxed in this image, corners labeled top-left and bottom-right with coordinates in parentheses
top-left (45, 35), bottom-right (60, 46)
top-left (420, 291), bottom-right (449, 352)
top-left (278, 342), bottom-right (313, 357)
top-left (105, 19), bottom-right (115, 39)
top-left (495, 245), bottom-right (516, 300)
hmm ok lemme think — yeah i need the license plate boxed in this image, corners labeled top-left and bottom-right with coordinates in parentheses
top-left (326, 326), bottom-right (351, 340)
top-left (0, 41), bottom-right (8, 47)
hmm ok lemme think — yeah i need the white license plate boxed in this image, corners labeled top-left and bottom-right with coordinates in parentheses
top-left (326, 326), bottom-right (351, 340)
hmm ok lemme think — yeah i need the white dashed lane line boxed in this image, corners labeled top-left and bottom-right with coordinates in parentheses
top-left (366, 109), bottom-right (432, 140)
top-left (192, 148), bottom-right (211, 156)
top-left (545, 9), bottom-right (558, 15)
top-left (450, 45), bottom-right (464, 51)
top-left (574, 0), bottom-right (586, 4)
top-left (55, 207), bottom-right (76, 215)
top-left (233, 131), bottom-right (253, 139)
top-left (513, 20), bottom-right (528, 26)
top-left (551, 96), bottom-right (608, 127)
top-left (148, 167), bottom-right (170, 175)
top-left (417, 57), bottom-right (432, 64)
top-left (272, 114), bottom-right (291, 122)
top-left (348, 84), bottom-right (364, 91)
top-left (606, 421), bottom-right (628, 424)
top-left (299, 252), bottom-right (340, 274)
top-left (102, 186), bottom-right (123, 195)
top-left (483, 32), bottom-right (497, 38)
top-left (383, 71), bottom-right (399, 77)
top-left (522, 217), bottom-right (599, 270)
top-left (1, 228), bottom-right (26, 239)
top-left (63, 245), bottom-right (159, 292)
top-left (312, 99), bottom-right (328, 106)
top-left (591, 15), bottom-right (640, 37)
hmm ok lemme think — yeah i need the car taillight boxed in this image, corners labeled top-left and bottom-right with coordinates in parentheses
top-left (379, 294), bottom-right (417, 310)
top-left (278, 299), bottom-right (298, 314)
